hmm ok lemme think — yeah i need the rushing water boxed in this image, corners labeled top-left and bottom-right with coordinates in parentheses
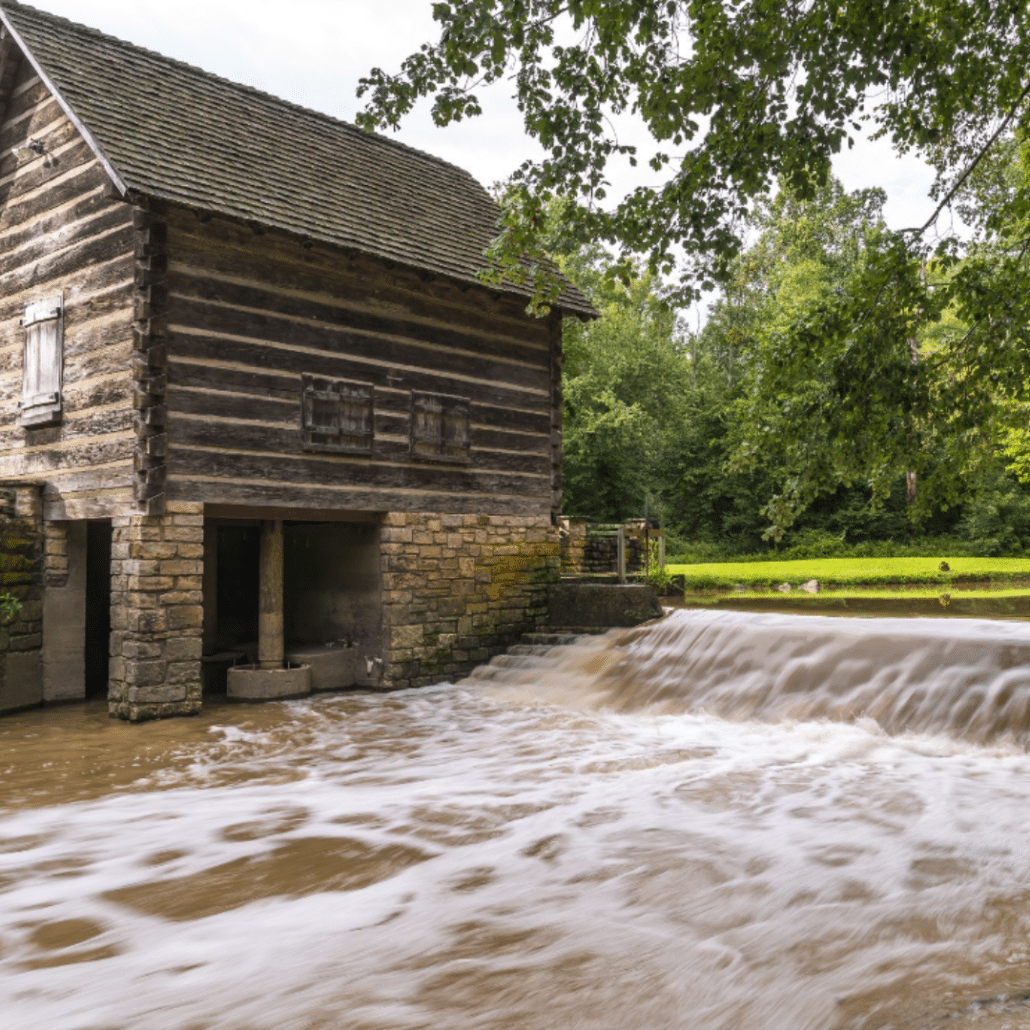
top-left (4, 610), bottom-right (1030, 1029)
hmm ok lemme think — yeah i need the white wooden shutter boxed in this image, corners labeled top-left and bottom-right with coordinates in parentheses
top-left (19, 296), bottom-right (63, 427)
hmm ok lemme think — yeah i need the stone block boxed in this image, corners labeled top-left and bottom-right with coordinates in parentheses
top-left (166, 661), bottom-right (202, 684)
top-left (164, 636), bottom-right (203, 661)
top-left (125, 659), bottom-right (166, 686)
top-left (166, 501), bottom-right (204, 515)
top-left (123, 639), bottom-right (162, 660)
top-left (130, 541), bottom-right (177, 560)
top-left (129, 684), bottom-right (187, 704)
top-left (159, 560), bottom-right (202, 577)
top-left (167, 605), bottom-right (204, 631)
top-left (390, 624), bottom-right (423, 649)
top-left (548, 583), bottom-right (663, 628)
top-left (0, 650), bottom-right (42, 713)
top-left (164, 527), bottom-right (203, 543)
top-left (127, 575), bottom-right (175, 592)
top-left (160, 590), bottom-right (203, 606)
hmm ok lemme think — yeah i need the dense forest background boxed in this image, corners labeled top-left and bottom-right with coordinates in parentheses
top-left (557, 160), bottom-right (1030, 561)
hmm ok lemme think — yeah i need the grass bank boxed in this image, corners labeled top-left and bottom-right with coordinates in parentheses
top-left (666, 557), bottom-right (1030, 590)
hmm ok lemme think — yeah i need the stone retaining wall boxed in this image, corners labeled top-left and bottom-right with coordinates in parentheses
top-left (108, 501), bottom-right (204, 722)
top-left (0, 485), bottom-right (43, 714)
top-left (380, 512), bottom-right (560, 688)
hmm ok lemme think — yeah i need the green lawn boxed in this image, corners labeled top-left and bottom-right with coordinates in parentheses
top-left (666, 557), bottom-right (1030, 590)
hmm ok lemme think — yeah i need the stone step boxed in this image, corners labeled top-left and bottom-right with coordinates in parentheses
top-left (519, 632), bottom-right (587, 646)
top-left (505, 643), bottom-right (559, 657)
top-left (487, 653), bottom-right (551, 670)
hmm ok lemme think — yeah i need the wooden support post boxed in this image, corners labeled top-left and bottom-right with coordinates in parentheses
top-left (617, 526), bottom-right (626, 584)
top-left (259, 519), bottom-right (284, 670)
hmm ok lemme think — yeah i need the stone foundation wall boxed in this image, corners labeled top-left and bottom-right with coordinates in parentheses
top-left (0, 485), bottom-right (43, 714)
top-left (380, 512), bottom-right (559, 688)
top-left (108, 501), bottom-right (204, 722)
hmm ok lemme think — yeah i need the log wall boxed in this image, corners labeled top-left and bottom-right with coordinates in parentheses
top-left (164, 209), bottom-right (561, 517)
top-left (0, 60), bottom-right (136, 520)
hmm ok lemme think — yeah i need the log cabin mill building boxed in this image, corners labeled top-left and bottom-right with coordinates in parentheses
top-left (0, 0), bottom-right (594, 722)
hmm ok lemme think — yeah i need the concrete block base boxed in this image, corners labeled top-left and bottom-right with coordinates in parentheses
top-left (548, 582), bottom-right (663, 628)
top-left (227, 664), bottom-right (311, 701)
top-left (285, 645), bottom-right (356, 692)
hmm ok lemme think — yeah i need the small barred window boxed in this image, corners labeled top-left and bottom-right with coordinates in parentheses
top-left (410, 391), bottom-right (470, 463)
top-left (301, 374), bottom-right (373, 454)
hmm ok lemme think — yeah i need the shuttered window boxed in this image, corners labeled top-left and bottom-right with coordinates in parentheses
top-left (301, 374), bottom-right (374, 454)
top-left (19, 296), bottom-right (63, 428)
top-left (410, 391), bottom-right (471, 463)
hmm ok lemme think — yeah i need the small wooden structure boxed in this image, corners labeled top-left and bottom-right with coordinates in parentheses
top-left (0, 1), bottom-right (593, 720)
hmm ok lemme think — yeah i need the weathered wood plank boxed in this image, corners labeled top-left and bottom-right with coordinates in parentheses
top-left (167, 212), bottom-right (549, 338)
top-left (44, 488), bottom-right (135, 520)
top-left (168, 361), bottom-right (553, 434)
top-left (0, 186), bottom-right (116, 256)
top-left (168, 415), bottom-right (550, 475)
top-left (0, 371), bottom-right (130, 413)
top-left (169, 332), bottom-right (548, 411)
top-left (3, 76), bottom-right (49, 119)
top-left (166, 476), bottom-right (550, 517)
top-left (169, 296), bottom-right (549, 391)
top-left (0, 324), bottom-right (130, 378)
top-left (0, 225), bottom-right (133, 297)
top-left (0, 139), bottom-right (96, 207)
top-left (0, 274), bottom-right (133, 328)
top-left (166, 386), bottom-right (549, 454)
top-left (0, 203), bottom-right (130, 280)
top-left (166, 444), bottom-right (548, 496)
top-left (0, 93), bottom-right (61, 144)
top-left (0, 434), bottom-right (134, 477)
top-left (169, 269), bottom-right (549, 365)
top-left (0, 162), bottom-right (110, 236)
top-left (0, 114), bottom-right (81, 180)
top-left (0, 407), bottom-right (134, 451)
top-left (38, 466), bottom-right (135, 495)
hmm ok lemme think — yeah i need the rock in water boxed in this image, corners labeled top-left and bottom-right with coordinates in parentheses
top-left (800, 580), bottom-right (820, 594)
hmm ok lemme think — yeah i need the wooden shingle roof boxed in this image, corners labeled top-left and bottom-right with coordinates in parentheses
top-left (0, 0), bottom-right (593, 316)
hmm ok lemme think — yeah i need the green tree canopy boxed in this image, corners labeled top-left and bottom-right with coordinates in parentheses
top-left (358, 2), bottom-right (1030, 532)
top-left (358, 0), bottom-right (1030, 302)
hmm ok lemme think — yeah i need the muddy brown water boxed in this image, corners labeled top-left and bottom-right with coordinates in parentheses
top-left (5, 609), bottom-right (1030, 1028)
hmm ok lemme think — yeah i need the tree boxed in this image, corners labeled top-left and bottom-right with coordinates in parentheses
top-left (357, 2), bottom-right (1030, 531)
top-left (358, 1), bottom-right (1030, 301)
top-left (557, 247), bottom-right (692, 521)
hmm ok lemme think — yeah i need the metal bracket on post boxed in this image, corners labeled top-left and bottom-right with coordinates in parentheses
top-left (617, 526), bottom-right (626, 584)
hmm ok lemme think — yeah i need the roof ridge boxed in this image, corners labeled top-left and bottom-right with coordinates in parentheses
top-left (0, 0), bottom-right (483, 186)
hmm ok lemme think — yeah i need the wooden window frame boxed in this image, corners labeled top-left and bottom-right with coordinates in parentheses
top-left (300, 374), bottom-right (374, 454)
top-left (18, 295), bottom-right (63, 428)
top-left (410, 391), bottom-right (471, 464)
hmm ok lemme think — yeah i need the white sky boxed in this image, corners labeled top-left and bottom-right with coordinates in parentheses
top-left (18, 0), bottom-right (940, 253)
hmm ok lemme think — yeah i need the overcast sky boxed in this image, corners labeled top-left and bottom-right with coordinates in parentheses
top-left (18, 1), bottom-right (941, 249)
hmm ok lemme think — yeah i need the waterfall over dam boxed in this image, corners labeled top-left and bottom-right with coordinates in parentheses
top-left (465, 608), bottom-right (1030, 747)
